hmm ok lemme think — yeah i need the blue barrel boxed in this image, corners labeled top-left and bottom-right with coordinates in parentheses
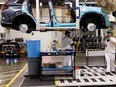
top-left (26, 40), bottom-right (40, 58)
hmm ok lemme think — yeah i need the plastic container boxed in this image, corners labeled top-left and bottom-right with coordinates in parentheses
top-left (56, 62), bottom-right (63, 68)
top-left (52, 43), bottom-right (57, 51)
top-left (26, 40), bottom-right (40, 58)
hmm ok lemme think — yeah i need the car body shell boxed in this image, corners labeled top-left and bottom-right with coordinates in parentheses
top-left (1, 0), bottom-right (111, 31)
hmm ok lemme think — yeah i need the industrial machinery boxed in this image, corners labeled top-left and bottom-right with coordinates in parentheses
top-left (73, 35), bottom-right (105, 51)
top-left (0, 42), bottom-right (20, 58)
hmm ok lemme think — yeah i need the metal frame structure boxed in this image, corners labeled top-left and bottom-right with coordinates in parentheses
top-left (36, 0), bottom-right (80, 30)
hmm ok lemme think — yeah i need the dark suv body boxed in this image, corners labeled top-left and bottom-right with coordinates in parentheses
top-left (1, 0), bottom-right (36, 33)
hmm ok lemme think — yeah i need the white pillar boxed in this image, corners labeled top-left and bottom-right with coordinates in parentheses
top-left (40, 2), bottom-right (43, 21)
top-left (36, 0), bottom-right (40, 30)
top-left (4, 28), bottom-right (10, 40)
top-left (76, 0), bottom-right (80, 29)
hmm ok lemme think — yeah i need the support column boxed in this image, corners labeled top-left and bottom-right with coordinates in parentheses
top-left (5, 28), bottom-right (10, 40)
top-left (76, 0), bottom-right (80, 29)
top-left (36, 0), bottom-right (40, 30)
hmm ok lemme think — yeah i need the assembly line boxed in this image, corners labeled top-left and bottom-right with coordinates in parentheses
top-left (0, 0), bottom-right (116, 87)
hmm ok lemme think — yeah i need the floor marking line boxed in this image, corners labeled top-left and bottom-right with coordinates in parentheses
top-left (6, 64), bottom-right (27, 87)
top-left (55, 77), bottom-right (60, 86)
top-left (55, 81), bottom-right (60, 86)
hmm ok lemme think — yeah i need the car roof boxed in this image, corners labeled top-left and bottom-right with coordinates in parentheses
top-left (6, 0), bottom-right (29, 5)
top-left (8, 0), bottom-right (18, 4)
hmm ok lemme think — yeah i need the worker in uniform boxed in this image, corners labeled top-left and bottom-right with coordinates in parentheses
top-left (105, 30), bottom-right (116, 72)
top-left (61, 31), bottom-right (74, 66)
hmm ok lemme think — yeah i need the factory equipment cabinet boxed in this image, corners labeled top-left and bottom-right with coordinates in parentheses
top-left (40, 51), bottom-right (76, 78)
top-left (86, 49), bottom-right (106, 66)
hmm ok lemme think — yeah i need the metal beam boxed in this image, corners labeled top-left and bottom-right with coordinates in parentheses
top-left (76, 0), bottom-right (80, 29)
top-left (36, 0), bottom-right (40, 30)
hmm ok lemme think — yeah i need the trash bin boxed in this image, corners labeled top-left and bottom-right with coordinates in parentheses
top-left (27, 58), bottom-right (41, 76)
top-left (26, 40), bottom-right (41, 76)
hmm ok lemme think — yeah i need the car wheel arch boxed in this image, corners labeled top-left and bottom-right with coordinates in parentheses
top-left (80, 12), bottom-right (106, 32)
top-left (12, 14), bottom-right (36, 33)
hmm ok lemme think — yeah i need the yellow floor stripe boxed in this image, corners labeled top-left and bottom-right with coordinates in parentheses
top-left (6, 64), bottom-right (27, 87)
top-left (55, 77), bottom-right (60, 86)
top-left (55, 81), bottom-right (60, 86)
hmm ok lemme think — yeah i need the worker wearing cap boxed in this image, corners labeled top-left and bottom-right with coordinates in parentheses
top-left (105, 30), bottom-right (116, 72)
top-left (61, 31), bottom-right (74, 66)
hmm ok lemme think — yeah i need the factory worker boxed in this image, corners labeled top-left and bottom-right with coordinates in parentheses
top-left (61, 31), bottom-right (74, 66)
top-left (105, 30), bottom-right (116, 72)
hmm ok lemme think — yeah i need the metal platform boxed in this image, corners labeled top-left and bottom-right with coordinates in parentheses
top-left (55, 66), bottom-right (116, 87)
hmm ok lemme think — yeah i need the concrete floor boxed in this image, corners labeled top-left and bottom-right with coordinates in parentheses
top-left (0, 57), bottom-right (27, 87)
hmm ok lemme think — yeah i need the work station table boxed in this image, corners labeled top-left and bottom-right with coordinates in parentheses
top-left (40, 50), bottom-right (76, 77)
top-left (26, 50), bottom-right (76, 78)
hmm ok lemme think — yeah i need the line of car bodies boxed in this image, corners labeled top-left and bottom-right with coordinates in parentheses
top-left (1, 0), bottom-right (111, 33)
